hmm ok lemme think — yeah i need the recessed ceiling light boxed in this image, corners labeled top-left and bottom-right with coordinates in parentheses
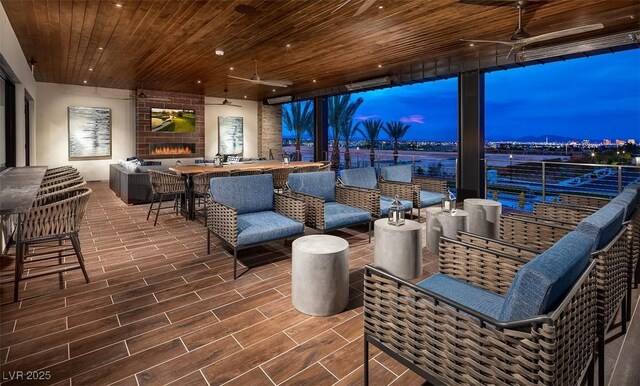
top-left (244, 95), bottom-right (247, 99)
top-left (377, 64), bottom-right (382, 68)
top-left (229, 66), bottom-right (234, 71)
top-left (286, 44), bottom-right (291, 48)
top-left (88, 68), bottom-right (93, 71)
top-left (115, 3), bottom-right (123, 8)
top-left (214, 48), bottom-right (224, 56)
top-left (272, 89), bottom-right (276, 92)
top-left (469, 43), bottom-right (475, 47)
top-left (312, 79), bottom-right (317, 83)
top-left (98, 47), bottom-right (103, 50)
top-left (378, 5), bottom-right (383, 9)
top-left (197, 80), bottom-right (201, 84)
top-left (83, 80), bottom-right (87, 84)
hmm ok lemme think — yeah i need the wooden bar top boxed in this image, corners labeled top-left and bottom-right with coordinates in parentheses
top-left (0, 166), bottom-right (48, 215)
top-left (169, 161), bottom-right (324, 175)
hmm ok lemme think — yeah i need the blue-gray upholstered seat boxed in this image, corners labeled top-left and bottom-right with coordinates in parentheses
top-left (210, 174), bottom-right (304, 246)
top-left (610, 189), bottom-right (638, 222)
top-left (339, 167), bottom-right (412, 216)
top-left (380, 164), bottom-right (445, 208)
top-left (575, 202), bottom-right (625, 252)
top-left (288, 171), bottom-right (371, 229)
top-left (418, 231), bottom-right (594, 322)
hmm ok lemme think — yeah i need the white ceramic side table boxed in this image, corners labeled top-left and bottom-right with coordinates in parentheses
top-left (425, 208), bottom-right (469, 254)
top-left (374, 219), bottom-right (423, 280)
top-left (291, 235), bottom-right (349, 316)
top-left (464, 198), bottom-right (502, 238)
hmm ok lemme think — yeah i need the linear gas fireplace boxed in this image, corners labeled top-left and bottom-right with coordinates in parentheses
top-left (149, 143), bottom-right (196, 156)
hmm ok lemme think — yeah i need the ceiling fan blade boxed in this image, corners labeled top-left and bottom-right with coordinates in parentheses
top-left (461, 38), bottom-right (518, 46)
top-left (228, 75), bottom-right (255, 83)
top-left (519, 23), bottom-right (604, 45)
top-left (255, 79), bottom-right (292, 87)
top-left (331, 0), bottom-right (351, 14)
top-left (354, 0), bottom-right (376, 16)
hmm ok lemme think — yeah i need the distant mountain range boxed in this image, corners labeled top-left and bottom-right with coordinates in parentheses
top-left (488, 135), bottom-right (583, 143)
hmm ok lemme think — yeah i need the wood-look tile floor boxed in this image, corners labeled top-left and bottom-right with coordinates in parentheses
top-left (0, 181), bottom-right (638, 386)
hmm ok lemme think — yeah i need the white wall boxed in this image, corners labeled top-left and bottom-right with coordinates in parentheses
top-left (205, 97), bottom-right (259, 158)
top-left (35, 82), bottom-right (135, 181)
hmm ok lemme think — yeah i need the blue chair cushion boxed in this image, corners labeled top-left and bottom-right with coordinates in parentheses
top-left (380, 196), bottom-right (412, 217)
top-left (626, 182), bottom-right (640, 196)
top-left (611, 189), bottom-right (638, 222)
top-left (339, 167), bottom-right (378, 189)
top-left (236, 211), bottom-right (304, 246)
top-left (418, 273), bottom-right (504, 320)
top-left (499, 231), bottom-right (594, 321)
top-left (419, 190), bottom-right (446, 208)
top-left (380, 164), bottom-right (413, 183)
top-left (575, 202), bottom-right (625, 252)
top-left (210, 174), bottom-right (274, 215)
top-left (324, 202), bottom-right (371, 230)
top-left (288, 171), bottom-right (336, 202)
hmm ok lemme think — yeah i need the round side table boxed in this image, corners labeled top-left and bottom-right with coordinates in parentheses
top-left (292, 235), bottom-right (349, 316)
top-left (374, 219), bottom-right (422, 280)
top-left (464, 198), bottom-right (502, 238)
top-left (425, 208), bottom-right (469, 254)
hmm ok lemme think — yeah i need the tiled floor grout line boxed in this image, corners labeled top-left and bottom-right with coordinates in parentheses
top-left (607, 287), bottom-right (639, 386)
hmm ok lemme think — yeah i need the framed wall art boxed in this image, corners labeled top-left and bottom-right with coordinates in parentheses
top-left (218, 116), bottom-right (243, 155)
top-left (68, 106), bottom-right (112, 160)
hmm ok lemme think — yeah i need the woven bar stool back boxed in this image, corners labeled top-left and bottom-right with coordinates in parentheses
top-left (41, 171), bottom-right (82, 187)
top-left (265, 167), bottom-right (291, 191)
top-left (317, 162), bottom-right (331, 172)
top-left (14, 187), bottom-right (93, 302)
top-left (293, 165), bottom-right (320, 173)
top-left (37, 177), bottom-right (86, 197)
top-left (44, 165), bottom-right (76, 177)
top-left (230, 169), bottom-right (263, 177)
top-left (193, 170), bottom-right (231, 195)
top-left (147, 170), bottom-right (185, 226)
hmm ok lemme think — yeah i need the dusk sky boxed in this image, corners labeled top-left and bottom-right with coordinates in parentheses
top-left (284, 48), bottom-right (640, 142)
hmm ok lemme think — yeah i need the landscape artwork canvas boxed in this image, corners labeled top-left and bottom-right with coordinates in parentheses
top-left (68, 106), bottom-right (112, 160)
top-left (151, 108), bottom-right (196, 132)
top-left (218, 116), bottom-right (243, 155)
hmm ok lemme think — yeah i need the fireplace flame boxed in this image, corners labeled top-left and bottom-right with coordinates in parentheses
top-left (151, 145), bottom-right (194, 155)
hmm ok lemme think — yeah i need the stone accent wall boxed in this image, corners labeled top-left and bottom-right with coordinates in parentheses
top-left (136, 90), bottom-right (204, 159)
top-left (258, 104), bottom-right (282, 159)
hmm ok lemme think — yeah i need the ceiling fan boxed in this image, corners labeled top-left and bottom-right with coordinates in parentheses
top-left (136, 83), bottom-right (172, 102)
top-left (331, 0), bottom-right (377, 16)
top-left (205, 88), bottom-right (242, 107)
top-left (461, 0), bottom-right (604, 58)
top-left (62, 86), bottom-right (134, 100)
top-left (228, 59), bottom-right (292, 88)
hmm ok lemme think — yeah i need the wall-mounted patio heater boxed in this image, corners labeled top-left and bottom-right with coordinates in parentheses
top-left (345, 76), bottom-right (391, 91)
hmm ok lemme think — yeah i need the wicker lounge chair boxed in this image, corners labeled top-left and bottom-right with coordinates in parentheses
top-left (338, 167), bottom-right (413, 219)
top-left (206, 174), bottom-right (305, 279)
top-left (287, 171), bottom-right (373, 242)
top-left (533, 201), bottom-right (598, 225)
top-left (13, 187), bottom-right (92, 302)
top-left (364, 229), bottom-right (598, 386)
top-left (379, 164), bottom-right (446, 220)
top-left (559, 193), bottom-right (610, 208)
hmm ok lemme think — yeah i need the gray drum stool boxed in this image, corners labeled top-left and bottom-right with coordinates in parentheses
top-left (464, 198), bottom-right (502, 238)
top-left (292, 235), bottom-right (349, 316)
top-left (374, 219), bottom-right (422, 280)
top-left (425, 208), bottom-right (469, 254)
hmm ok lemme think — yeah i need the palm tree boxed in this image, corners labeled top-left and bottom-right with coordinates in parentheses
top-left (328, 95), bottom-right (364, 170)
top-left (383, 121), bottom-right (411, 165)
top-left (340, 118), bottom-right (360, 169)
top-left (358, 119), bottom-right (383, 167)
top-left (281, 101), bottom-right (314, 161)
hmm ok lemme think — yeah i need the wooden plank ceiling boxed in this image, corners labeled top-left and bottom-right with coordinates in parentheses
top-left (2, 0), bottom-right (638, 100)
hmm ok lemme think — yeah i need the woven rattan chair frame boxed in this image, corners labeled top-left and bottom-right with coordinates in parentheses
top-left (503, 212), bottom-right (578, 229)
top-left (317, 162), bottom-right (331, 172)
top-left (533, 202), bottom-right (598, 225)
top-left (147, 170), bottom-right (185, 226)
top-left (14, 187), bottom-right (92, 302)
top-left (489, 216), bottom-right (629, 386)
top-left (263, 167), bottom-right (292, 191)
top-left (292, 165), bottom-right (320, 173)
top-left (380, 175), bottom-right (447, 220)
top-left (44, 165), bottom-right (75, 176)
top-left (40, 172), bottom-right (82, 188)
top-left (43, 169), bottom-right (78, 181)
top-left (337, 179), bottom-right (413, 220)
top-left (205, 193), bottom-right (305, 279)
top-left (229, 169), bottom-right (263, 177)
top-left (288, 185), bottom-right (374, 242)
top-left (558, 194), bottom-right (609, 208)
top-left (37, 177), bottom-right (85, 196)
top-left (363, 259), bottom-right (598, 386)
top-left (191, 170), bottom-right (231, 224)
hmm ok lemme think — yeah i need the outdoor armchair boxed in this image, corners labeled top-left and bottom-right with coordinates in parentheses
top-left (206, 174), bottom-right (305, 279)
top-left (364, 229), bottom-right (598, 386)
top-left (287, 171), bottom-right (373, 242)
top-left (338, 167), bottom-right (413, 219)
top-left (379, 164), bottom-right (446, 220)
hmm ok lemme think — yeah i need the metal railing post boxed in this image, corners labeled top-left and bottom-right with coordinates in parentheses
top-left (618, 166), bottom-right (623, 193)
top-left (542, 162), bottom-right (546, 202)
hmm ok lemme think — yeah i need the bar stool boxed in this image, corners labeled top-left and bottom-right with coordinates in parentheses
top-left (293, 165), bottom-right (320, 173)
top-left (263, 167), bottom-right (292, 193)
top-left (13, 187), bottom-right (92, 302)
top-left (230, 169), bottom-right (263, 177)
top-left (192, 170), bottom-right (231, 223)
top-left (147, 170), bottom-right (185, 226)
